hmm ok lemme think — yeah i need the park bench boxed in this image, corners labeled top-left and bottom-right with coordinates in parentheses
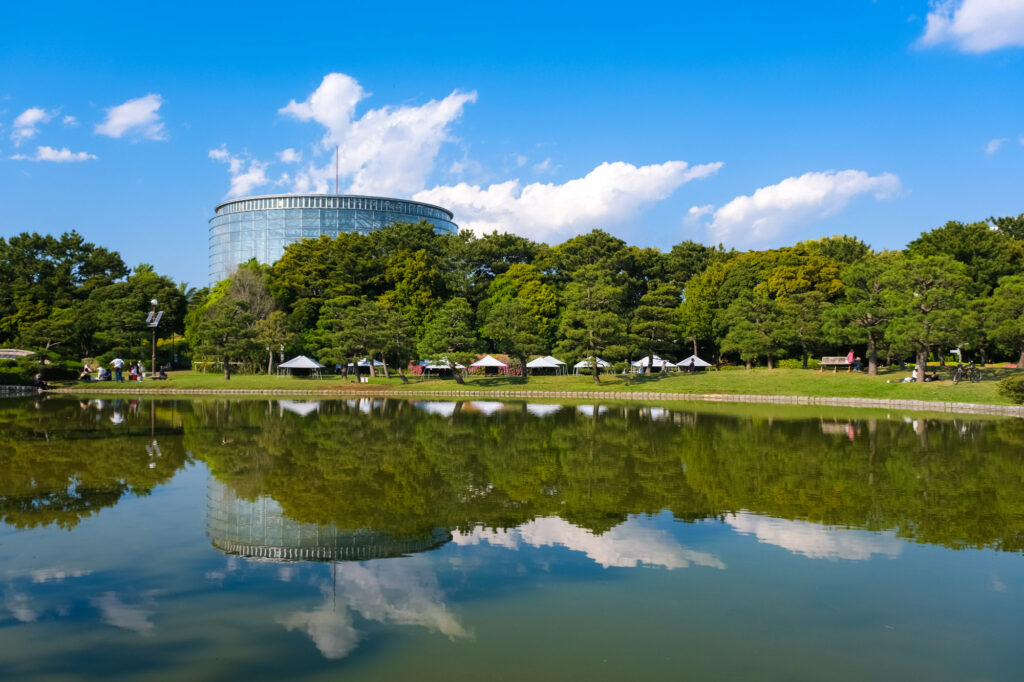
top-left (820, 356), bottom-right (852, 373)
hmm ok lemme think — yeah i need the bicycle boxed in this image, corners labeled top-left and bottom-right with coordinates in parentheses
top-left (952, 361), bottom-right (981, 384)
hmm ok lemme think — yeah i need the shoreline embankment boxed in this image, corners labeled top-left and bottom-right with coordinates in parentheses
top-left (42, 385), bottom-right (1024, 418)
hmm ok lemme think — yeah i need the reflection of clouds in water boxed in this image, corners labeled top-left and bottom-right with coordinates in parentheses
top-left (91, 592), bottom-right (157, 635)
top-left (31, 567), bottom-right (92, 583)
top-left (726, 512), bottom-right (902, 560)
top-left (279, 606), bottom-right (359, 659)
top-left (5, 589), bottom-right (38, 623)
top-left (453, 516), bottom-right (725, 570)
top-left (278, 557), bottom-right (469, 660)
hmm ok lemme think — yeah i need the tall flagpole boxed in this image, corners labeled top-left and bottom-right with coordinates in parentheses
top-left (335, 145), bottom-right (339, 195)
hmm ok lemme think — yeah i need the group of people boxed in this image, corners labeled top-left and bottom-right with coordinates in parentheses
top-left (77, 359), bottom-right (168, 382)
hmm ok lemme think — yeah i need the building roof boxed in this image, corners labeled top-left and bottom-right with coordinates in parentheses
top-left (213, 193), bottom-right (454, 219)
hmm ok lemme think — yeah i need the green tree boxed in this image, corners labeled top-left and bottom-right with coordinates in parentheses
top-left (481, 297), bottom-right (547, 376)
top-left (986, 275), bottom-right (1024, 367)
top-left (191, 296), bottom-right (261, 379)
top-left (418, 297), bottom-right (478, 383)
top-left (989, 213), bottom-right (1024, 242)
top-left (255, 310), bottom-right (293, 374)
top-left (481, 264), bottom-right (558, 347)
top-left (906, 220), bottom-right (1024, 295)
top-left (558, 265), bottom-right (627, 384)
top-left (823, 252), bottom-right (900, 375)
top-left (377, 295), bottom-right (418, 378)
top-left (780, 290), bottom-right (828, 369)
top-left (884, 256), bottom-right (970, 382)
top-left (719, 293), bottom-right (793, 369)
top-left (631, 282), bottom-right (682, 373)
top-left (0, 231), bottom-right (128, 355)
top-left (84, 264), bottom-right (188, 360)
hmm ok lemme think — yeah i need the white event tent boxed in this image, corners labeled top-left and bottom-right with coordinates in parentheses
top-left (631, 355), bottom-right (674, 372)
top-left (526, 356), bottom-right (567, 375)
top-left (676, 355), bottom-right (711, 370)
top-left (278, 355), bottom-right (326, 378)
top-left (469, 355), bottom-right (508, 374)
top-left (573, 357), bottom-right (610, 375)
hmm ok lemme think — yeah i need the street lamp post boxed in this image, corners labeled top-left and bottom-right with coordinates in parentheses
top-left (147, 299), bottom-right (163, 379)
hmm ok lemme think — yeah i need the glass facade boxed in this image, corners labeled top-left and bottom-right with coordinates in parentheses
top-left (208, 194), bottom-right (458, 284)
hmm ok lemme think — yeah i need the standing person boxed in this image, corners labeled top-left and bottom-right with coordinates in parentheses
top-left (110, 357), bottom-right (124, 382)
top-left (137, 361), bottom-right (146, 381)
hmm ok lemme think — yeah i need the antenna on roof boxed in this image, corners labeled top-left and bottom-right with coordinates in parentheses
top-left (335, 145), bottom-right (339, 195)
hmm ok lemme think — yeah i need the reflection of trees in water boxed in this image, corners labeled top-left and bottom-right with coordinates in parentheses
top-left (0, 399), bottom-right (189, 530)
top-left (5, 397), bottom-right (1024, 554)
top-left (188, 400), bottom-right (1024, 553)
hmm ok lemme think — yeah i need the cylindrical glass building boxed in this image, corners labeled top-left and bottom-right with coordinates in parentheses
top-left (208, 194), bottom-right (458, 284)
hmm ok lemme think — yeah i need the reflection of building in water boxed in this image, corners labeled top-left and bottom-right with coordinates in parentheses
top-left (206, 479), bottom-right (451, 562)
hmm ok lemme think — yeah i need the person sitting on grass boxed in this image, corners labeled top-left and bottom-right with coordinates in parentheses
top-left (78, 364), bottom-right (93, 381)
top-left (33, 373), bottom-right (49, 390)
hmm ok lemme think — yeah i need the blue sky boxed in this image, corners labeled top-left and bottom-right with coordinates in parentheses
top-left (2, 1), bottom-right (1023, 286)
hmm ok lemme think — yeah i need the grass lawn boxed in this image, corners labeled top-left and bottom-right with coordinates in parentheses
top-left (55, 364), bottom-right (1023, 406)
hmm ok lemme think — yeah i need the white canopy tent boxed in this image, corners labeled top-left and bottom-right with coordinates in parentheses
top-left (470, 354), bottom-right (508, 368)
top-left (676, 354), bottom-right (712, 370)
top-left (278, 355), bottom-right (326, 378)
top-left (417, 359), bottom-right (466, 377)
top-left (631, 355), bottom-right (674, 372)
top-left (573, 357), bottom-right (610, 375)
top-left (348, 358), bottom-right (384, 367)
top-left (526, 355), bottom-right (567, 375)
top-left (418, 359), bottom-right (466, 369)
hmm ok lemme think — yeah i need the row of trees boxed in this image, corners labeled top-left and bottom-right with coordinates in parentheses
top-left (3, 213), bottom-right (1023, 383)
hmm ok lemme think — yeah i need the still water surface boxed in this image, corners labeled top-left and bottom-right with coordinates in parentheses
top-left (1, 396), bottom-right (1023, 680)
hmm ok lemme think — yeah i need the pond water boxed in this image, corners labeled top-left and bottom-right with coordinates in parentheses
top-left (1, 396), bottom-right (1023, 681)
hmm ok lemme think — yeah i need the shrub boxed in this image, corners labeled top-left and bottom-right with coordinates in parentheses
top-left (997, 375), bottom-right (1024, 405)
top-left (778, 358), bottom-right (820, 369)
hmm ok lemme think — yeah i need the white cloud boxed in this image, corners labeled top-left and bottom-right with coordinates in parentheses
top-left (684, 203), bottom-right (715, 228)
top-left (4, 589), bottom-right (37, 623)
top-left (31, 567), bottom-right (92, 583)
top-left (61, 114), bottom-right (78, 127)
top-left (726, 512), bottom-right (902, 561)
top-left (11, 107), bottom-right (52, 146)
top-left (11, 145), bottom-right (97, 162)
top-left (415, 160), bottom-right (722, 241)
top-left (985, 137), bottom-right (1007, 154)
top-left (278, 558), bottom-right (469, 660)
top-left (279, 72), bottom-right (477, 195)
top-left (533, 157), bottom-right (556, 173)
top-left (277, 147), bottom-right (302, 163)
top-left (702, 169), bottom-right (901, 247)
top-left (918, 0), bottom-right (1024, 52)
top-left (279, 605), bottom-right (359, 659)
top-left (514, 153), bottom-right (528, 168)
top-left (453, 516), bottom-right (726, 570)
top-left (94, 94), bottom-right (166, 140)
top-left (91, 592), bottom-right (156, 635)
top-left (209, 145), bottom-right (270, 197)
